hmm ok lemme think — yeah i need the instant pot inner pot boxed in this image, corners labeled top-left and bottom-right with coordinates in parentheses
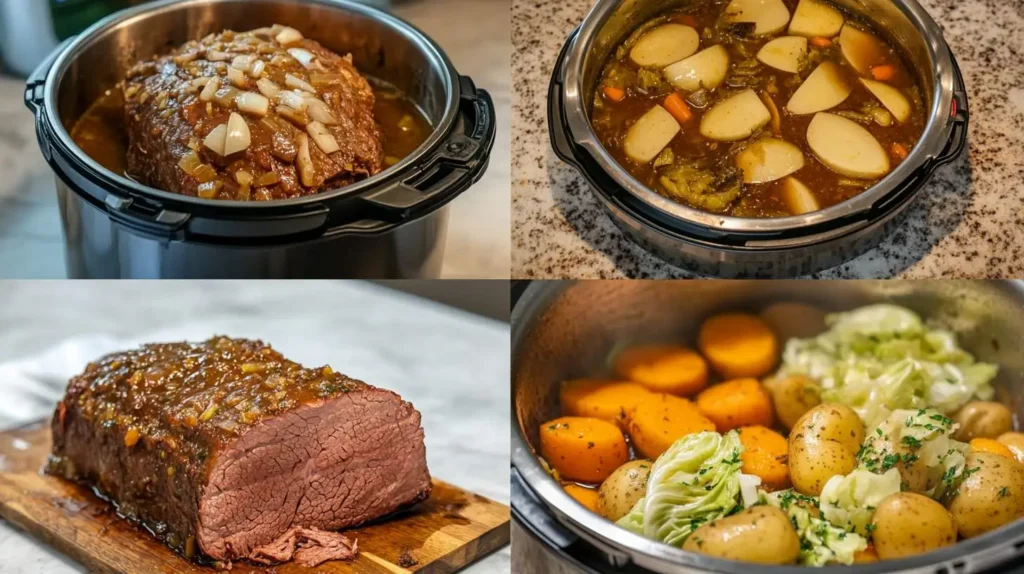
top-left (579, 0), bottom-right (936, 117)
top-left (514, 281), bottom-right (1024, 452)
top-left (54, 0), bottom-right (448, 141)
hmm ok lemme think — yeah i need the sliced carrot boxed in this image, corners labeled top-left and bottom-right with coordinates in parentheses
top-left (697, 313), bottom-right (779, 379)
top-left (540, 416), bottom-right (629, 483)
top-left (809, 37), bottom-right (833, 48)
top-left (603, 86), bottom-right (626, 102)
top-left (891, 142), bottom-right (909, 161)
top-left (559, 379), bottom-right (654, 424)
top-left (663, 93), bottom-right (693, 123)
top-left (970, 438), bottom-right (1016, 460)
top-left (870, 64), bottom-right (897, 81)
top-left (563, 484), bottom-right (601, 513)
top-left (613, 344), bottom-right (708, 396)
top-left (738, 426), bottom-right (791, 491)
top-left (627, 394), bottom-right (715, 459)
top-left (855, 545), bottom-right (880, 563)
top-left (696, 378), bottom-right (775, 431)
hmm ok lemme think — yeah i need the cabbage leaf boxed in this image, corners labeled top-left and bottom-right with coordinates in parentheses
top-left (761, 490), bottom-right (867, 566)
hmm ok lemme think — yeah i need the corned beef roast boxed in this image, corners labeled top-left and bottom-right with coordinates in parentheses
top-left (47, 337), bottom-right (431, 566)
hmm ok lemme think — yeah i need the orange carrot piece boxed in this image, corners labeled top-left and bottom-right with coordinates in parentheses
top-left (603, 86), bottom-right (626, 102)
top-left (738, 426), bottom-right (791, 491)
top-left (970, 438), bottom-right (1016, 460)
top-left (870, 64), bottom-right (897, 81)
top-left (809, 37), bottom-right (833, 48)
top-left (563, 484), bottom-right (601, 513)
top-left (663, 93), bottom-right (693, 123)
top-left (613, 344), bottom-right (708, 397)
top-left (696, 378), bottom-right (775, 431)
top-left (891, 143), bottom-right (909, 161)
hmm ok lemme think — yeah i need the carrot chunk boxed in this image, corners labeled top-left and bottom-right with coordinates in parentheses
top-left (891, 142), bottom-right (909, 161)
top-left (540, 416), bottom-right (629, 483)
top-left (970, 438), bottom-right (1016, 460)
top-left (870, 64), bottom-right (897, 81)
top-left (663, 92), bottom-right (693, 123)
top-left (603, 86), bottom-right (626, 102)
top-left (559, 379), bottom-right (654, 424)
top-left (563, 484), bottom-right (600, 512)
top-left (696, 378), bottom-right (775, 431)
top-left (613, 344), bottom-right (708, 396)
top-left (697, 313), bottom-right (779, 379)
top-left (627, 394), bottom-right (715, 459)
top-left (809, 37), bottom-right (833, 48)
top-left (738, 426), bottom-right (790, 491)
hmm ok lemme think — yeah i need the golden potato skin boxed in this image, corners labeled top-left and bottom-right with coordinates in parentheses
top-left (998, 432), bottom-right (1024, 465)
top-left (949, 452), bottom-right (1024, 539)
top-left (765, 374), bottom-right (821, 431)
top-left (953, 401), bottom-right (1013, 442)
top-left (788, 403), bottom-right (865, 495)
top-left (871, 492), bottom-right (956, 559)
top-left (598, 460), bottom-right (652, 521)
top-left (683, 506), bottom-right (800, 564)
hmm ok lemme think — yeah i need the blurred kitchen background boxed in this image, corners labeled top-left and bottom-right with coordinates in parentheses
top-left (0, 0), bottom-right (511, 278)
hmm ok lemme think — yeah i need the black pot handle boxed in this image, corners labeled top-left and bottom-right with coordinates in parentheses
top-left (547, 28), bottom-right (582, 170)
top-left (24, 37), bottom-right (76, 162)
top-left (510, 466), bottom-right (580, 551)
top-left (349, 75), bottom-right (496, 234)
top-left (934, 52), bottom-right (970, 167)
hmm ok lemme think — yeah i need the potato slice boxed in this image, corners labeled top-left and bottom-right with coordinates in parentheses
top-left (630, 24), bottom-right (700, 68)
top-left (785, 61), bottom-right (851, 114)
top-left (736, 138), bottom-right (805, 183)
top-left (781, 177), bottom-right (820, 214)
top-left (723, 0), bottom-right (791, 35)
top-left (756, 36), bottom-right (807, 73)
top-left (860, 78), bottom-right (911, 123)
top-left (624, 105), bottom-right (681, 163)
top-left (839, 24), bottom-right (887, 75)
top-left (700, 90), bottom-right (771, 142)
top-left (807, 112), bottom-right (890, 178)
top-left (663, 45), bottom-right (730, 91)
top-left (788, 0), bottom-right (844, 38)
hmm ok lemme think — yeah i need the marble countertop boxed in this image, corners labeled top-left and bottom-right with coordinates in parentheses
top-left (511, 0), bottom-right (1024, 278)
top-left (0, 281), bottom-right (510, 573)
top-left (0, 0), bottom-right (510, 279)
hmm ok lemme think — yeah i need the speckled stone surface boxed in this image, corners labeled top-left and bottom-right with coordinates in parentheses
top-left (511, 0), bottom-right (1024, 278)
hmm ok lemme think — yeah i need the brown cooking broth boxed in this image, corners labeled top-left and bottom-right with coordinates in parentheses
top-left (71, 80), bottom-right (432, 194)
top-left (591, 0), bottom-right (925, 217)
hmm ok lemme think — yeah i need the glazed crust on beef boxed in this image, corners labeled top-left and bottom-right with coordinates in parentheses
top-left (123, 26), bottom-right (384, 201)
top-left (48, 337), bottom-right (431, 563)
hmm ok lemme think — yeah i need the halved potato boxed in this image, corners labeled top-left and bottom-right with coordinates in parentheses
top-left (788, 0), bottom-right (844, 38)
top-left (624, 105), bottom-right (681, 163)
top-left (861, 78), bottom-right (911, 123)
top-left (756, 36), bottom-right (807, 73)
top-left (630, 24), bottom-right (700, 68)
top-left (781, 177), bottom-right (820, 214)
top-left (839, 24), bottom-right (887, 75)
top-left (736, 138), bottom-right (805, 183)
top-left (785, 61), bottom-right (852, 114)
top-left (700, 90), bottom-right (771, 142)
top-left (807, 112), bottom-right (890, 178)
top-left (664, 45), bottom-right (730, 91)
top-left (723, 0), bottom-right (791, 36)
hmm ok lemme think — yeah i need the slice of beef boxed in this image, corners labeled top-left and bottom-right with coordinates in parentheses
top-left (47, 337), bottom-right (430, 565)
top-left (122, 25), bottom-right (383, 201)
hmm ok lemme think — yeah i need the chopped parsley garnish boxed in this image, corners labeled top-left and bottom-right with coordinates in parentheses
top-left (999, 487), bottom-right (1010, 499)
top-left (901, 436), bottom-right (923, 450)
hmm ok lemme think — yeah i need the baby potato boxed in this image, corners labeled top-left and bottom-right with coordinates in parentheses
top-left (997, 432), bottom-right (1024, 464)
top-left (863, 428), bottom-right (933, 493)
top-left (598, 460), bottom-right (652, 521)
top-left (871, 492), bottom-right (956, 559)
top-left (764, 374), bottom-right (821, 430)
top-left (683, 506), bottom-right (800, 564)
top-left (949, 452), bottom-right (1024, 539)
top-left (953, 401), bottom-right (1013, 442)
top-left (788, 403), bottom-right (864, 495)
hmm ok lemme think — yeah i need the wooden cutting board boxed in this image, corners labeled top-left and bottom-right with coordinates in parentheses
top-left (0, 421), bottom-right (510, 574)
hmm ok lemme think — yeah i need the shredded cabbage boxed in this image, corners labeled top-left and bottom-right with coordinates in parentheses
top-left (819, 468), bottom-right (901, 536)
top-left (760, 490), bottom-right (867, 566)
top-left (779, 304), bottom-right (997, 428)
top-left (617, 431), bottom-right (744, 546)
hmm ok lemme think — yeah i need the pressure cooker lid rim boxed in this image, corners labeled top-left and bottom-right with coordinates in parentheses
top-left (557, 0), bottom-right (960, 236)
top-left (40, 0), bottom-right (464, 213)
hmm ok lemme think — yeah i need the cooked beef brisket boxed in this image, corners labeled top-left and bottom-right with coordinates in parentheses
top-left (123, 25), bottom-right (383, 200)
top-left (48, 337), bottom-right (431, 565)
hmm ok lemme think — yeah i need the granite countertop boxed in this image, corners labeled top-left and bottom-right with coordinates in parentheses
top-left (511, 0), bottom-right (1024, 278)
top-left (0, 281), bottom-right (510, 573)
top-left (0, 0), bottom-right (510, 279)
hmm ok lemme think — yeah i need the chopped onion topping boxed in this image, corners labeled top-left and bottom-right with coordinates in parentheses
top-left (295, 133), bottom-right (317, 187)
top-left (234, 170), bottom-right (254, 186)
top-left (309, 73), bottom-right (343, 86)
top-left (178, 150), bottom-right (202, 174)
top-left (231, 54), bottom-right (256, 71)
top-left (212, 86), bottom-right (240, 108)
top-left (124, 85), bottom-right (140, 99)
top-left (224, 112), bottom-right (252, 155)
top-left (199, 77), bottom-right (221, 102)
top-left (306, 121), bottom-right (340, 154)
top-left (254, 172), bottom-right (281, 187)
top-left (192, 163), bottom-right (219, 183)
top-left (236, 92), bottom-right (270, 117)
top-left (285, 73), bottom-right (316, 94)
top-left (287, 48), bottom-right (320, 70)
top-left (276, 105), bottom-right (309, 126)
top-left (227, 66), bottom-right (247, 88)
top-left (174, 52), bottom-right (198, 65)
top-left (256, 78), bottom-right (281, 99)
top-left (275, 26), bottom-right (304, 45)
top-left (203, 124), bottom-right (228, 156)
top-left (197, 180), bottom-right (223, 199)
top-left (187, 137), bottom-right (200, 152)
top-left (192, 76), bottom-right (214, 89)
top-left (205, 50), bottom-right (231, 62)
top-left (276, 90), bottom-right (309, 112)
top-left (249, 59), bottom-right (266, 78)
top-left (306, 98), bottom-right (338, 125)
